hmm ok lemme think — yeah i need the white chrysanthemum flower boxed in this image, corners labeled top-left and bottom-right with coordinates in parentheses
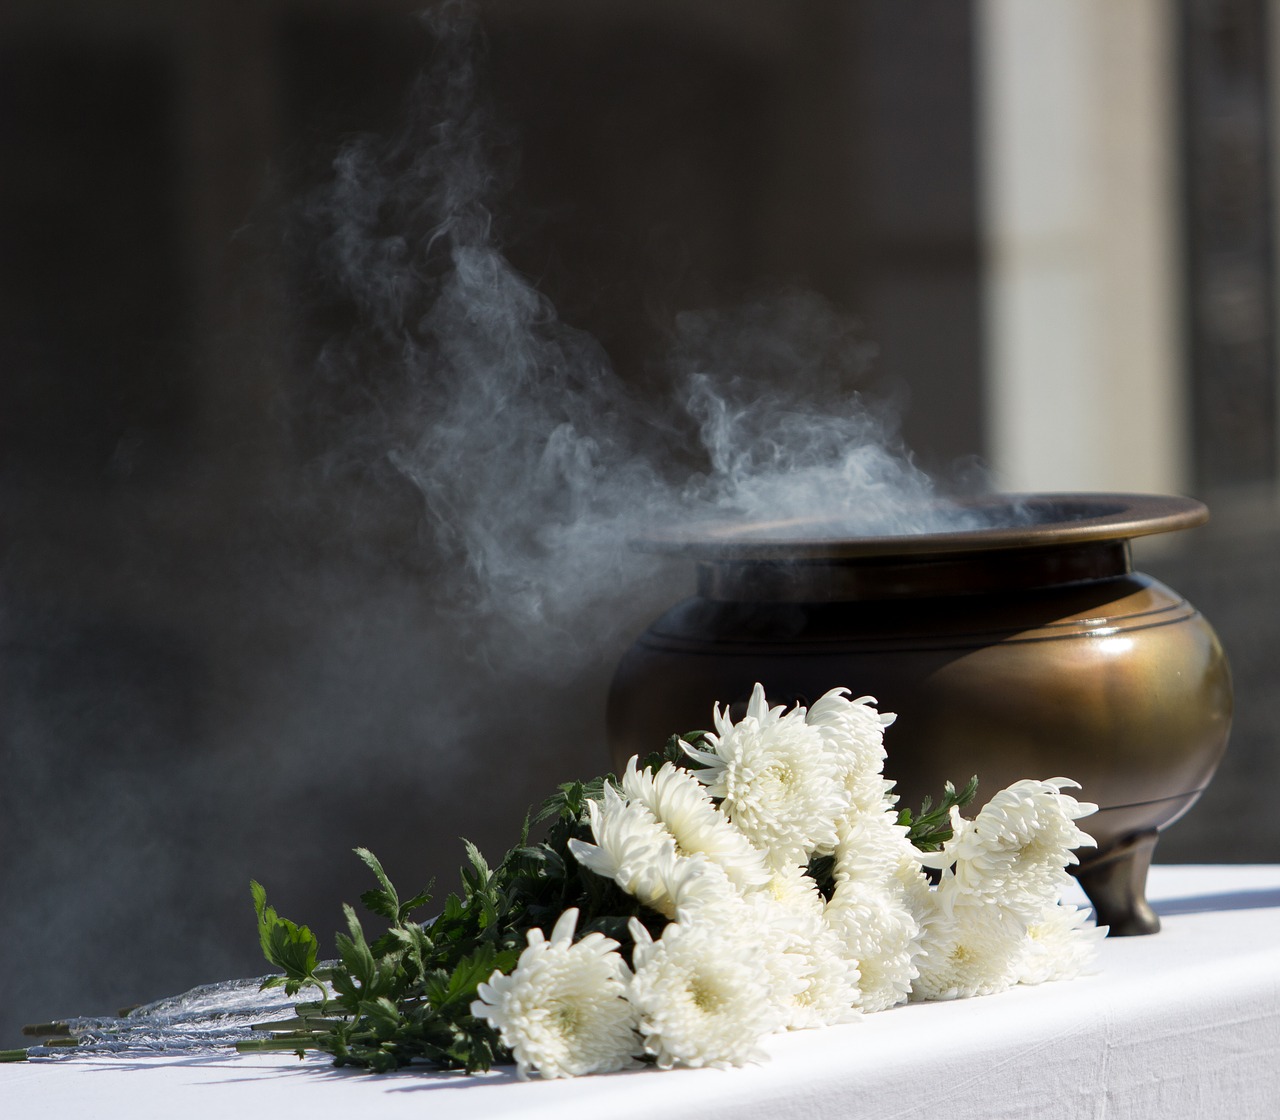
top-left (751, 898), bottom-right (862, 1030)
top-left (1016, 902), bottom-right (1106, 986)
top-left (911, 895), bottom-right (1025, 1001)
top-left (806, 688), bottom-right (897, 814)
top-left (935, 779), bottom-right (1098, 920)
top-left (824, 877), bottom-right (922, 1012)
top-left (566, 784), bottom-right (674, 909)
top-left (470, 908), bottom-right (641, 1079)
top-left (684, 683), bottom-right (848, 866)
top-left (567, 786), bottom-right (733, 919)
top-left (649, 847), bottom-right (738, 918)
top-left (699, 885), bottom-right (860, 1032)
top-left (706, 891), bottom-right (813, 1024)
top-left (627, 910), bottom-right (782, 1069)
top-left (732, 864), bottom-right (859, 1026)
top-left (836, 808), bottom-right (934, 925)
top-left (749, 858), bottom-right (827, 920)
top-left (621, 758), bottom-right (771, 891)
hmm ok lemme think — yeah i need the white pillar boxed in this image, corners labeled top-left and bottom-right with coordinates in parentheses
top-left (978, 0), bottom-right (1184, 494)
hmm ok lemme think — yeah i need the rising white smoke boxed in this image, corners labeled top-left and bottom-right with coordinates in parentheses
top-left (301, 4), bottom-right (991, 677)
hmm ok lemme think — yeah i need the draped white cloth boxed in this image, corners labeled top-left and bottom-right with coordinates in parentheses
top-left (5, 864), bottom-right (1279, 1120)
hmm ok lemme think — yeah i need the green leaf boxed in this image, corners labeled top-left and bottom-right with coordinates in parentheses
top-left (532, 780), bottom-right (582, 825)
top-left (353, 847), bottom-right (434, 924)
top-left (532, 777), bottom-right (606, 827)
top-left (426, 945), bottom-right (517, 1012)
top-left (362, 996), bottom-right (403, 1039)
top-left (440, 893), bottom-right (465, 923)
top-left (505, 844), bottom-right (565, 881)
top-left (461, 841), bottom-right (490, 893)
top-left (354, 848), bottom-right (399, 917)
top-left (397, 889), bottom-right (434, 920)
top-left (904, 775), bottom-right (980, 852)
top-left (446, 1017), bottom-right (506, 1073)
top-left (639, 732), bottom-right (710, 774)
top-left (251, 881), bottom-right (321, 992)
top-left (329, 970), bottom-right (359, 1002)
top-left (335, 906), bottom-right (377, 988)
top-left (251, 880), bottom-right (274, 961)
top-left (359, 888), bottom-right (397, 922)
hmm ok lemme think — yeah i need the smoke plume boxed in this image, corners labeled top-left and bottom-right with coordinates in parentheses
top-left (299, 4), bottom-right (990, 677)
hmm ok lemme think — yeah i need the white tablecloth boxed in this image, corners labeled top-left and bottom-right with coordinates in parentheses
top-left (5, 864), bottom-right (1279, 1120)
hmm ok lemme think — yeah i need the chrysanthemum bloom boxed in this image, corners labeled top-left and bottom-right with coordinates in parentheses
top-left (824, 878), bottom-right (922, 1012)
top-left (824, 808), bottom-right (933, 1011)
top-left (751, 899), bottom-right (862, 1030)
top-left (566, 784), bottom-right (675, 912)
top-left (684, 683), bottom-right (848, 867)
top-left (648, 847), bottom-right (738, 918)
top-left (701, 891), bottom-right (818, 1026)
top-left (749, 858), bottom-right (827, 919)
top-left (627, 910), bottom-right (782, 1069)
top-left (910, 894), bottom-right (1026, 1001)
top-left (934, 779), bottom-right (1097, 921)
top-left (470, 908), bottom-right (641, 1079)
top-left (718, 863), bottom-right (862, 1028)
top-left (1015, 902), bottom-right (1106, 985)
top-left (567, 784), bottom-right (735, 919)
top-left (621, 758), bottom-right (771, 891)
top-left (806, 688), bottom-right (897, 815)
top-left (834, 808), bottom-right (933, 924)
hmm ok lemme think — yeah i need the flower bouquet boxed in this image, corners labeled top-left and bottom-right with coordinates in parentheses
top-left (244, 684), bottom-right (1103, 1077)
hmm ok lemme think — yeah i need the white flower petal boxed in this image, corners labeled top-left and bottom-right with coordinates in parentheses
top-left (626, 909), bottom-right (782, 1069)
top-left (806, 689), bottom-right (896, 814)
top-left (749, 898), bottom-right (861, 1030)
top-left (692, 684), bottom-right (849, 865)
top-left (567, 784), bottom-right (676, 913)
top-left (470, 909), bottom-right (641, 1079)
top-left (825, 879), bottom-right (921, 1012)
top-left (911, 895), bottom-right (1028, 1001)
top-left (936, 779), bottom-right (1098, 920)
top-left (1016, 902), bottom-right (1107, 985)
top-left (622, 758), bottom-right (771, 891)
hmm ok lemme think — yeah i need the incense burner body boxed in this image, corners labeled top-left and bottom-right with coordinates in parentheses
top-left (607, 495), bottom-right (1232, 935)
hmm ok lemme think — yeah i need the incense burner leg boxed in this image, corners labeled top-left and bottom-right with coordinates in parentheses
top-left (1071, 829), bottom-right (1161, 936)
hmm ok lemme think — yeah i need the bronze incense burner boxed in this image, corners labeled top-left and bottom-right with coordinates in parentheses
top-left (607, 493), bottom-right (1232, 935)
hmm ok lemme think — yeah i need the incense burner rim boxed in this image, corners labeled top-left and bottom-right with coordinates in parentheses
top-left (636, 492), bottom-right (1207, 563)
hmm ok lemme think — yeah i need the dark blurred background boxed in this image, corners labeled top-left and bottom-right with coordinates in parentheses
top-left (3, 0), bottom-right (1279, 1046)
